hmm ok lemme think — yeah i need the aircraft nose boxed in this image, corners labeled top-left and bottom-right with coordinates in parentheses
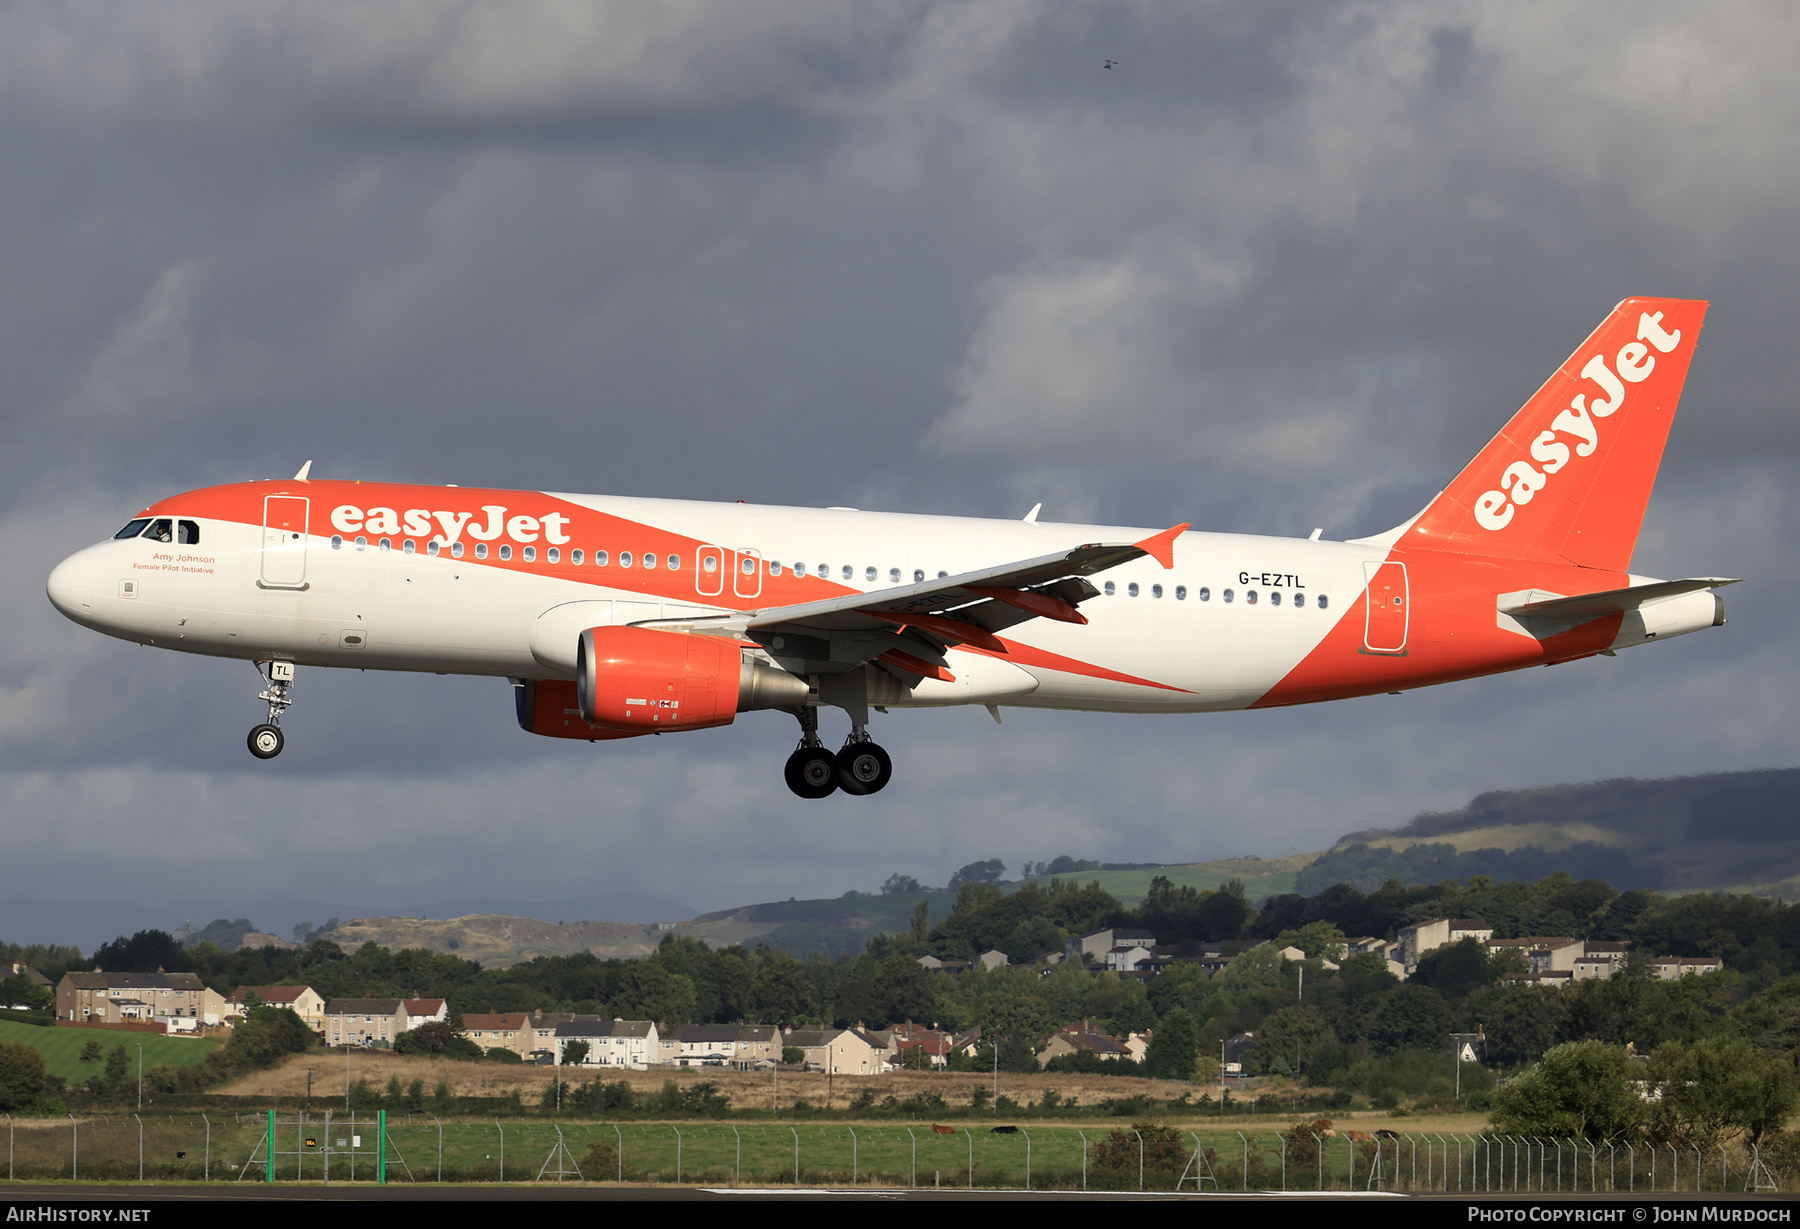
top-left (47, 549), bottom-right (97, 622)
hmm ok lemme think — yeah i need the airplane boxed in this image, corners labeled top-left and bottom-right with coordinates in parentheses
top-left (46, 297), bottom-right (1735, 798)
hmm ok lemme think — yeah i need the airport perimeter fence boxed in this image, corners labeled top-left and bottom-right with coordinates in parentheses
top-left (0, 1114), bottom-right (1786, 1192)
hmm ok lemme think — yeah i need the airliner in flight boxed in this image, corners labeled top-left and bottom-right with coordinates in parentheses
top-left (46, 297), bottom-right (1733, 797)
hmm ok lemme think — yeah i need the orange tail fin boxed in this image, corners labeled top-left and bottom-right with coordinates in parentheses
top-left (1403, 297), bottom-right (1708, 572)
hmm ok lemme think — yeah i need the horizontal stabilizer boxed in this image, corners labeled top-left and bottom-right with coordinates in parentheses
top-left (1500, 577), bottom-right (1741, 621)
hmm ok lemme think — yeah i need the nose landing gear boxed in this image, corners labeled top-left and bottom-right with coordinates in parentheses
top-left (248, 660), bottom-right (295, 760)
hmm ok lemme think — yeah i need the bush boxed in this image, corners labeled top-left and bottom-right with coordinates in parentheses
top-left (1089, 1122), bottom-right (1198, 1191)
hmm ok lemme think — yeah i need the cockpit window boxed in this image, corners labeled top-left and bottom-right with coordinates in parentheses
top-left (145, 519), bottom-right (174, 543)
top-left (114, 519), bottom-right (151, 540)
top-left (178, 520), bottom-right (200, 545)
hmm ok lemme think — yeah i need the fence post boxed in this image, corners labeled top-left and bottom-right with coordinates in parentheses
top-left (1237, 1130), bottom-right (1249, 1191)
top-left (496, 1120), bottom-right (504, 1183)
top-left (431, 1114), bottom-right (442, 1182)
top-left (136, 1113), bottom-right (143, 1181)
top-left (1022, 1129), bottom-right (1031, 1192)
top-left (265, 1108), bottom-right (274, 1183)
top-left (377, 1109), bottom-right (386, 1186)
top-left (907, 1127), bottom-right (916, 1189)
top-left (1134, 1130), bottom-right (1144, 1190)
top-left (1079, 1130), bottom-right (1087, 1192)
top-left (613, 1124), bottom-right (623, 1185)
top-left (1311, 1133), bottom-right (1323, 1190)
top-left (732, 1126), bottom-right (740, 1188)
top-left (1273, 1132), bottom-right (1286, 1191)
top-left (791, 1125), bottom-right (799, 1186)
top-left (674, 1125), bottom-right (683, 1184)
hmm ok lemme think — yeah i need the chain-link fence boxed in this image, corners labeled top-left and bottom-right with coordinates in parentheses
top-left (0, 1116), bottom-right (1785, 1191)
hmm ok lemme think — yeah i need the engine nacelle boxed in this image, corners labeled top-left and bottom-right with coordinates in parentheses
top-left (576, 625), bottom-right (809, 733)
top-left (514, 678), bottom-right (649, 741)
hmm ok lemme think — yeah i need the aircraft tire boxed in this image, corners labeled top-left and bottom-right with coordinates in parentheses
top-left (248, 724), bottom-right (284, 760)
top-left (836, 742), bottom-right (892, 795)
top-left (785, 746), bottom-right (838, 799)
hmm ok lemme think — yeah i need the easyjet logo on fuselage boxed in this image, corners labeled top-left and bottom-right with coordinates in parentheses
top-left (330, 503), bottom-right (573, 546)
top-left (1472, 311), bottom-right (1684, 532)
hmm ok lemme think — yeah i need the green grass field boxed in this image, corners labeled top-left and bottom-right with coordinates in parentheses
top-left (0, 1019), bottom-right (220, 1084)
top-left (3, 1114), bottom-right (1715, 1192)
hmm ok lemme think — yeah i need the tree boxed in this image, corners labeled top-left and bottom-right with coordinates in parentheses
top-left (101, 1044), bottom-right (130, 1093)
top-left (79, 1040), bottom-right (103, 1064)
top-left (92, 929), bottom-right (185, 973)
top-left (1365, 984), bottom-right (1452, 1055)
top-left (562, 1040), bottom-right (590, 1067)
top-left (947, 860), bottom-right (1006, 891)
top-left (1273, 922), bottom-right (1349, 961)
top-left (1646, 1037), bottom-right (1799, 1150)
top-left (1489, 1040), bottom-right (1643, 1141)
top-left (1143, 1007), bottom-right (1199, 1081)
top-left (881, 873), bottom-right (922, 895)
top-left (0, 1042), bottom-right (46, 1111)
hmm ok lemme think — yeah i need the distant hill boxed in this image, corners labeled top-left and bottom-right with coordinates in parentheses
top-left (321, 914), bottom-right (666, 967)
top-left (1302, 767), bottom-right (1800, 896)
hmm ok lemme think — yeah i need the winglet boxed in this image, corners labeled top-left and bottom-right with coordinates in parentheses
top-left (294, 460), bottom-right (313, 481)
top-left (1134, 523), bottom-right (1189, 569)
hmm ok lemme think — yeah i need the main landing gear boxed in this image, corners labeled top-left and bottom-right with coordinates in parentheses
top-left (783, 706), bottom-right (893, 799)
top-left (247, 660), bottom-right (295, 760)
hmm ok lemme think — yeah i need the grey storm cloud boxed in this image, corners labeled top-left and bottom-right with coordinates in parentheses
top-left (4, 1), bottom-right (1800, 946)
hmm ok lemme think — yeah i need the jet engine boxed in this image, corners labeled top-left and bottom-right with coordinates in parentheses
top-left (575, 625), bottom-right (809, 733)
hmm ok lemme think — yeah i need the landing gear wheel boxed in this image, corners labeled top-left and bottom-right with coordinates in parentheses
top-left (835, 742), bottom-right (892, 795)
top-left (247, 724), bottom-right (284, 760)
top-left (784, 746), bottom-right (838, 799)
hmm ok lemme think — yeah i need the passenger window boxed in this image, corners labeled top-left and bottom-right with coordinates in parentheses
top-left (914, 569), bottom-right (924, 583)
top-left (621, 552), bottom-right (633, 568)
top-left (547, 547), bottom-right (560, 564)
top-left (1127, 582), bottom-right (1139, 597)
top-left (842, 565), bottom-right (852, 580)
top-left (177, 520), bottom-right (200, 545)
top-left (666, 554), bottom-right (679, 571)
top-left (378, 537), bottom-right (391, 552)
top-left (641, 551), bottom-right (654, 569)
top-left (938, 571), bottom-right (947, 579)
top-left (795, 562), bottom-right (807, 577)
top-left (404, 540), bottom-right (416, 554)
top-left (114, 519), bottom-right (152, 540)
top-left (427, 541), bottom-right (441, 556)
top-left (1223, 589), bottom-right (1233, 603)
top-left (451, 542), bottom-right (465, 559)
top-left (331, 535), bottom-right (343, 550)
top-left (1270, 591), bottom-right (1281, 606)
top-left (742, 557), bottom-right (756, 576)
top-left (1104, 581), bottom-right (1115, 596)
top-left (1175, 586), bottom-right (1187, 600)
top-left (572, 549), bottom-right (584, 565)
top-left (1247, 590), bottom-right (1258, 605)
top-left (597, 550), bottom-right (610, 567)
top-left (770, 560), bottom-right (783, 575)
top-left (1198, 587), bottom-right (1209, 601)
top-left (1152, 584), bottom-right (1163, 598)
top-left (864, 566), bottom-right (876, 582)
top-left (524, 546), bottom-right (536, 562)
top-left (1319, 595), bottom-right (1329, 610)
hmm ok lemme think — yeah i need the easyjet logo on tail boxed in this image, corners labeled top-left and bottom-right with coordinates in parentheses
top-left (1473, 312), bottom-right (1684, 532)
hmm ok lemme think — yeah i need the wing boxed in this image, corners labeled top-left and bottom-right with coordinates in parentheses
top-left (648, 523), bottom-right (1188, 682)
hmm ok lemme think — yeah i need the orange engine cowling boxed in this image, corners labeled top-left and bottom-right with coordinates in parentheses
top-left (575, 625), bottom-right (808, 733)
top-left (514, 678), bottom-right (649, 741)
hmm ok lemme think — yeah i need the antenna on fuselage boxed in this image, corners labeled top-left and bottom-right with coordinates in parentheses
top-left (1022, 503), bottom-right (1041, 523)
top-left (294, 460), bottom-right (314, 481)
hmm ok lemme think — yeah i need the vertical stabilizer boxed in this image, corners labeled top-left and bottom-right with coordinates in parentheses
top-left (1404, 297), bottom-right (1708, 572)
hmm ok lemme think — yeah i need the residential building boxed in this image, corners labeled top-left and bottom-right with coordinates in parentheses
top-left (56, 971), bottom-right (225, 1027)
top-left (324, 998), bottom-right (408, 1047)
top-left (226, 985), bottom-right (326, 1032)
top-left (463, 1012), bottom-right (534, 1057)
top-left (672, 1024), bottom-right (784, 1069)
top-left (784, 1026), bottom-right (888, 1075)
top-left (555, 1018), bottom-right (659, 1069)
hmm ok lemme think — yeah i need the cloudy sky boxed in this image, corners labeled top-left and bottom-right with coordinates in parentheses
top-left (7, 2), bottom-right (1800, 948)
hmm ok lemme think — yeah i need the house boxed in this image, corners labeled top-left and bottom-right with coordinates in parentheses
top-left (463, 1012), bottom-right (534, 1057)
top-left (1041, 1021), bottom-right (1134, 1065)
top-left (1646, 955), bottom-right (1725, 980)
top-left (1396, 918), bottom-right (1494, 973)
top-left (227, 985), bottom-right (326, 1032)
top-left (1573, 943), bottom-right (1631, 980)
top-left (672, 1024), bottom-right (784, 1069)
top-left (916, 955), bottom-right (973, 976)
top-left (555, 1018), bottom-right (659, 1069)
top-left (56, 971), bottom-right (226, 1027)
top-left (323, 998), bottom-right (408, 1047)
top-left (784, 1026), bottom-right (888, 1075)
top-left (403, 998), bottom-right (448, 1028)
top-left (1072, 929), bottom-right (1156, 963)
top-left (883, 1021), bottom-right (952, 1069)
